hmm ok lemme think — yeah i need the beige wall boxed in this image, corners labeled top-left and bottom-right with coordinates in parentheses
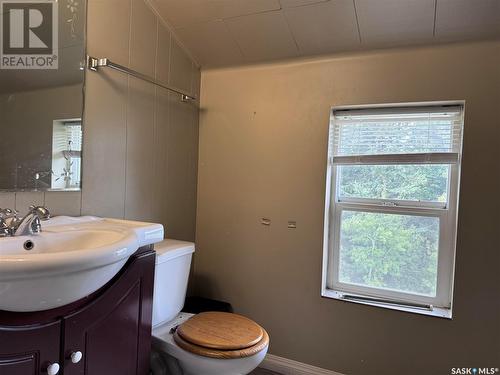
top-left (195, 41), bottom-right (500, 374)
top-left (0, 0), bottom-right (200, 241)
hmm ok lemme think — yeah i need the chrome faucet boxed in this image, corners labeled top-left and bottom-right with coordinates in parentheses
top-left (10, 206), bottom-right (51, 236)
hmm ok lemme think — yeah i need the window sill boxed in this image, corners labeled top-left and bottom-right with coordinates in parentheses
top-left (322, 289), bottom-right (452, 319)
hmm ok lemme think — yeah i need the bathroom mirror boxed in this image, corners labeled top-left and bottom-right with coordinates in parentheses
top-left (0, 0), bottom-right (86, 191)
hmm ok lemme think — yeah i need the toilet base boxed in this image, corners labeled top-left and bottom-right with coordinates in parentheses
top-left (151, 348), bottom-right (266, 375)
top-left (151, 349), bottom-right (183, 375)
top-left (152, 339), bottom-right (268, 375)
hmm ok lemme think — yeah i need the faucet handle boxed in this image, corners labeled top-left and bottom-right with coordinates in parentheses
top-left (0, 208), bottom-right (18, 218)
top-left (29, 206), bottom-right (51, 220)
top-left (0, 217), bottom-right (10, 237)
top-left (0, 208), bottom-right (13, 215)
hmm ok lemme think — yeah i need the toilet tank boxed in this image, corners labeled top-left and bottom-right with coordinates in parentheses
top-left (152, 239), bottom-right (195, 328)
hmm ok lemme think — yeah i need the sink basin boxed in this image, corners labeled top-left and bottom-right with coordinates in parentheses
top-left (0, 216), bottom-right (163, 312)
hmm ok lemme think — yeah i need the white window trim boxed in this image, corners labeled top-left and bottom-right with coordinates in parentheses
top-left (321, 101), bottom-right (464, 318)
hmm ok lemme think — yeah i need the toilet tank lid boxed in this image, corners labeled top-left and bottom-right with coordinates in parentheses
top-left (155, 239), bottom-right (195, 264)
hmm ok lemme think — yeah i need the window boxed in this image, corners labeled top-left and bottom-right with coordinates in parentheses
top-left (51, 119), bottom-right (82, 189)
top-left (322, 103), bottom-right (464, 318)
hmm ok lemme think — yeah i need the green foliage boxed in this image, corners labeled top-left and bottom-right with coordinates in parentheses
top-left (339, 212), bottom-right (439, 296)
top-left (337, 165), bottom-right (445, 296)
top-left (339, 165), bottom-right (449, 202)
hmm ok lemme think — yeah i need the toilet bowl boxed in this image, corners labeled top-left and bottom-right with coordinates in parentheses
top-left (151, 239), bottom-right (269, 375)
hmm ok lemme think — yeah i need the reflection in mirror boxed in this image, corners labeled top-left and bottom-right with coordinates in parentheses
top-left (51, 119), bottom-right (82, 189)
top-left (0, 0), bottom-right (86, 191)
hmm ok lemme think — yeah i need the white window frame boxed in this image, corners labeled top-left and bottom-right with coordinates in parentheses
top-left (321, 102), bottom-right (464, 318)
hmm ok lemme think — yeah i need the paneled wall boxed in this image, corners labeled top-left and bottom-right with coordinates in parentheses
top-left (196, 41), bottom-right (500, 374)
top-left (0, 0), bottom-right (200, 241)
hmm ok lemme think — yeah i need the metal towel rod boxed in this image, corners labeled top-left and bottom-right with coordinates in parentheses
top-left (87, 56), bottom-right (196, 103)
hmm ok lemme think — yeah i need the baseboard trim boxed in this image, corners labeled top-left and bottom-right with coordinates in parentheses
top-left (259, 354), bottom-right (344, 375)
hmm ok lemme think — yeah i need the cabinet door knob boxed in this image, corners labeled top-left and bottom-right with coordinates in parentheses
top-left (70, 351), bottom-right (83, 364)
top-left (47, 363), bottom-right (60, 375)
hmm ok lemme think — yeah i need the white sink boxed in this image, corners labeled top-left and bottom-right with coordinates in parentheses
top-left (0, 216), bottom-right (163, 312)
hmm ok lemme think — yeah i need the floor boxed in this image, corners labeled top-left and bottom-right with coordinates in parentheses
top-left (250, 369), bottom-right (281, 375)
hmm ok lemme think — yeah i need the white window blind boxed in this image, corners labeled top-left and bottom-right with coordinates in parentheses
top-left (66, 124), bottom-right (82, 151)
top-left (53, 122), bottom-right (82, 152)
top-left (331, 105), bottom-right (463, 165)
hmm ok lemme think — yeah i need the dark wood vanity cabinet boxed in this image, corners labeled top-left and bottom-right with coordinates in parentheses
top-left (0, 247), bottom-right (155, 375)
top-left (0, 321), bottom-right (61, 375)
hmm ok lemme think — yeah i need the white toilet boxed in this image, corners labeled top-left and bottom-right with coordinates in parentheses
top-left (151, 239), bottom-right (269, 375)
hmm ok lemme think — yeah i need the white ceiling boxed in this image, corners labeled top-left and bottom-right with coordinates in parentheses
top-left (149, 0), bottom-right (500, 68)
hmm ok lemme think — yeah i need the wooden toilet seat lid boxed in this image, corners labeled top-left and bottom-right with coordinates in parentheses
top-left (176, 312), bottom-right (264, 350)
top-left (174, 328), bottom-right (269, 359)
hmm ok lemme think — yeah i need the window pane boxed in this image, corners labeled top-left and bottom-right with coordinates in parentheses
top-left (338, 211), bottom-right (439, 296)
top-left (338, 164), bottom-right (449, 203)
